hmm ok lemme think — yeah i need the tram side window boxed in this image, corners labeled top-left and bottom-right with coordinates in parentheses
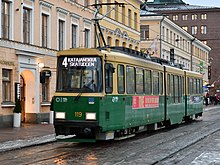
top-left (193, 78), bottom-right (197, 94)
top-left (170, 74), bottom-right (174, 102)
top-left (167, 74), bottom-right (170, 95)
top-left (136, 68), bottom-right (144, 94)
top-left (153, 71), bottom-right (159, 95)
top-left (105, 63), bottom-right (114, 93)
top-left (174, 75), bottom-right (179, 103)
top-left (126, 66), bottom-right (135, 94)
top-left (145, 69), bottom-right (152, 94)
top-left (188, 77), bottom-right (193, 95)
top-left (199, 79), bottom-right (202, 93)
top-left (182, 77), bottom-right (185, 96)
top-left (178, 76), bottom-right (182, 103)
top-left (180, 76), bottom-right (183, 100)
top-left (196, 79), bottom-right (200, 94)
top-left (159, 72), bottom-right (163, 95)
top-left (117, 64), bottom-right (125, 94)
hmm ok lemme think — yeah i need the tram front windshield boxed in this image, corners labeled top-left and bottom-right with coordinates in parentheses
top-left (56, 56), bottom-right (102, 93)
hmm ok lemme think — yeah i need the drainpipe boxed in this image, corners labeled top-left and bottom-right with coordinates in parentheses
top-left (191, 38), bottom-right (195, 71)
top-left (160, 16), bottom-right (165, 58)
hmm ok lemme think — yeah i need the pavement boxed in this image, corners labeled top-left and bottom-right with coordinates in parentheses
top-left (0, 104), bottom-right (218, 153)
top-left (0, 123), bottom-right (56, 153)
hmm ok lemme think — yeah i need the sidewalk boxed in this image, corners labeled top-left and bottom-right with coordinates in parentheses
top-left (0, 105), bottom-right (219, 153)
top-left (0, 123), bottom-right (56, 152)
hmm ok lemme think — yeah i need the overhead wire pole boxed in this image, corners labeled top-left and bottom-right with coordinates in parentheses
top-left (91, 2), bottom-right (125, 48)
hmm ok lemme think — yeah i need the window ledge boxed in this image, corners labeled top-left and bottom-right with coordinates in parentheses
top-left (41, 101), bottom-right (51, 106)
top-left (1, 101), bottom-right (15, 108)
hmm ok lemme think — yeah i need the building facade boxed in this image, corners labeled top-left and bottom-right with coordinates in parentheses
top-left (97, 0), bottom-right (143, 49)
top-left (140, 13), bottom-right (211, 83)
top-left (143, 0), bottom-right (220, 90)
top-left (0, 0), bottom-right (143, 128)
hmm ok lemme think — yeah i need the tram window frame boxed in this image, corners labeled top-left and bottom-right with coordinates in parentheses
top-left (136, 68), bottom-right (144, 94)
top-left (144, 69), bottom-right (152, 95)
top-left (126, 66), bottom-right (135, 94)
top-left (105, 63), bottom-right (114, 94)
top-left (153, 71), bottom-right (159, 95)
top-left (117, 64), bottom-right (125, 94)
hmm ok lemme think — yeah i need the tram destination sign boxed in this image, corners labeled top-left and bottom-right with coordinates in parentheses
top-left (62, 57), bottom-right (97, 67)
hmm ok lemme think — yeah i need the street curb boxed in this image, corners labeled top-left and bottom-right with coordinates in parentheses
top-left (0, 134), bottom-right (56, 153)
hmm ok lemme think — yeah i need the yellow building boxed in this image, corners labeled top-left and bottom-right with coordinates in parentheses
top-left (97, 0), bottom-right (143, 49)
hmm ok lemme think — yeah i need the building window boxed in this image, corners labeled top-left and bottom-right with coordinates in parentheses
top-left (192, 14), bottom-right (197, 20)
top-left (1, 1), bottom-right (10, 39)
top-left (42, 77), bottom-right (49, 102)
top-left (182, 14), bottom-right (188, 21)
top-left (182, 26), bottom-right (188, 32)
top-left (140, 25), bottom-right (149, 41)
top-left (107, 36), bottom-right (112, 46)
top-left (115, 39), bottom-right (119, 46)
top-left (23, 8), bottom-right (31, 44)
top-left (201, 13), bottom-right (207, 20)
top-left (42, 14), bottom-right (48, 48)
top-left (59, 20), bottom-right (65, 50)
top-left (2, 69), bottom-right (11, 102)
top-left (122, 6), bottom-right (125, 24)
top-left (134, 12), bottom-right (137, 30)
top-left (201, 25), bottom-right (207, 34)
top-left (192, 26), bottom-right (198, 35)
top-left (172, 15), bottom-right (178, 21)
top-left (84, 28), bottom-right (90, 48)
top-left (107, 0), bottom-right (111, 18)
top-left (71, 24), bottom-right (77, 48)
top-left (128, 9), bottom-right (131, 27)
top-left (115, 1), bottom-right (119, 21)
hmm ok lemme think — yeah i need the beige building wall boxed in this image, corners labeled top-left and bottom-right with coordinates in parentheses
top-left (140, 15), bottom-right (211, 83)
top-left (98, 0), bottom-right (143, 49)
top-left (0, 0), bottom-right (96, 127)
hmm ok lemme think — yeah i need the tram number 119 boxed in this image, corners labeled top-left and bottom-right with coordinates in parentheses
top-left (74, 112), bottom-right (82, 118)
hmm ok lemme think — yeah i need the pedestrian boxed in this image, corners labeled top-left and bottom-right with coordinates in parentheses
top-left (214, 94), bottom-right (219, 105)
top-left (205, 92), bottom-right (209, 106)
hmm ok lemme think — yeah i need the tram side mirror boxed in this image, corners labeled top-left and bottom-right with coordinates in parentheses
top-left (105, 63), bottom-right (115, 73)
top-left (40, 71), bottom-right (46, 84)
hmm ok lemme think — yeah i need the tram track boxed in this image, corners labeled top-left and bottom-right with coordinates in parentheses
top-left (109, 118), bottom-right (220, 165)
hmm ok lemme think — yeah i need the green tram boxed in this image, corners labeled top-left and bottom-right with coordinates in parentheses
top-left (53, 47), bottom-right (203, 142)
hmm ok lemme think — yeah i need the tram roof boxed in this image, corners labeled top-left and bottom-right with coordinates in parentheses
top-left (57, 48), bottom-right (104, 56)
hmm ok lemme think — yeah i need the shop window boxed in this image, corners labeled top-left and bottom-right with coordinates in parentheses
top-left (42, 77), bottom-right (49, 102)
top-left (2, 69), bottom-right (11, 102)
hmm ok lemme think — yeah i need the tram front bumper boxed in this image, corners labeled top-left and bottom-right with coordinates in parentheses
top-left (54, 120), bottom-right (99, 137)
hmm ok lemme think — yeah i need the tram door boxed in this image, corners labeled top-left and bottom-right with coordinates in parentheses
top-left (20, 76), bottom-right (25, 122)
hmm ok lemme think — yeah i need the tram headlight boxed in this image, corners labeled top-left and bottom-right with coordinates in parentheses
top-left (55, 112), bottom-right (66, 119)
top-left (86, 112), bottom-right (96, 120)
